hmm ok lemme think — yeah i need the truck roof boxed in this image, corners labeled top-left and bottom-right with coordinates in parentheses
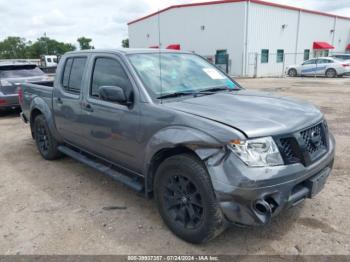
top-left (66, 48), bottom-right (189, 55)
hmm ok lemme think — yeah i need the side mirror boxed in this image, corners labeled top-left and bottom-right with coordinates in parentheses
top-left (98, 86), bottom-right (129, 105)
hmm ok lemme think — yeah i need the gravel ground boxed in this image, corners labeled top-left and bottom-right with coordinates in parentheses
top-left (0, 76), bottom-right (349, 255)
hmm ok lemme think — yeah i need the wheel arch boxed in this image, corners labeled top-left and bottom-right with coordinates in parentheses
top-left (29, 97), bottom-right (62, 142)
top-left (325, 67), bottom-right (337, 76)
top-left (288, 67), bottom-right (298, 76)
top-left (143, 126), bottom-right (226, 197)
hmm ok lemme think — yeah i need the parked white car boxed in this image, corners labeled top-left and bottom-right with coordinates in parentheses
top-left (331, 54), bottom-right (350, 61)
top-left (286, 57), bottom-right (350, 78)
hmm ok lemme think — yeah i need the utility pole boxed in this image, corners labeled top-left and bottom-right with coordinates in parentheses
top-left (44, 32), bottom-right (49, 54)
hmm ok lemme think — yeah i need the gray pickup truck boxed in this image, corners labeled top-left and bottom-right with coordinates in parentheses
top-left (19, 49), bottom-right (335, 243)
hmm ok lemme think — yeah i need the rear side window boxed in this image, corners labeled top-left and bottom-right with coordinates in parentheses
top-left (317, 59), bottom-right (332, 64)
top-left (61, 57), bottom-right (87, 94)
top-left (90, 57), bottom-right (132, 99)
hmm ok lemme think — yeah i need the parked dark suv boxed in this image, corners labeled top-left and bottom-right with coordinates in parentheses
top-left (0, 62), bottom-right (50, 112)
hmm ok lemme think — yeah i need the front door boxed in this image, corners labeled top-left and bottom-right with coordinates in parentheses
top-left (80, 54), bottom-right (141, 172)
top-left (53, 56), bottom-right (88, 146)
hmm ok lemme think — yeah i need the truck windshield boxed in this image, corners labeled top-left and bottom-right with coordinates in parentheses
top-left (0, 65), bottom-right (45, 78)
top-left (128, 53), bottom-right (238, 99)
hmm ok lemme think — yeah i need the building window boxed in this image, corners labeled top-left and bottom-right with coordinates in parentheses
top-left (276, 49), bottom-right (284, 63)
top-left (324, 50), bottom-right (329, 57)
top-left (261, 49), bottom-right (269, 63)
top-left (304, 49), bottom-right (310, 60)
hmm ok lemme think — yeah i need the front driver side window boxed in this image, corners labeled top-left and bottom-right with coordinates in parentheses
top-left (90, 57), bottom-right (132, 100)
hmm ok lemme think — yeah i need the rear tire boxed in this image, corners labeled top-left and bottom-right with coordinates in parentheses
top-left (288, 68), bottom-right (297, 77)
top-left (325, 68), bottom-right (337, 78)
top-left (34, 115), bottom-right (61, 160)
top-left (154, 154), bottom-right (226, 243)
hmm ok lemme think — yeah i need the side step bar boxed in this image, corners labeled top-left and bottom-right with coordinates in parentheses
top-left (58, 145), bottom-right (144, 192)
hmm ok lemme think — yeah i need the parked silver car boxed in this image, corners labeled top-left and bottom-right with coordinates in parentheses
top-left (286, 57), bottom-right (350, 78)
top-left (331, 54), bottom-right (350, 61)
top-left (0, 62), bottom-right (51, 112)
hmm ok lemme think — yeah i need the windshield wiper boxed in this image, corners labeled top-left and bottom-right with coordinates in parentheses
top-left (157, 91), bottom-right (198, 99)
top-left (157, 86), bottom-right (237, 99)
top-left (198, 86), bottom-right (231, 93)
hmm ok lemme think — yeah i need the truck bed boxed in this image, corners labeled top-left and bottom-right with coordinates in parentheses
top-left (20, 81), bottom-right (54, 121)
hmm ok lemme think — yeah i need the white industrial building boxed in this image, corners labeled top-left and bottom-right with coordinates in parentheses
top-left (128, 0), bottom-right (350, 77)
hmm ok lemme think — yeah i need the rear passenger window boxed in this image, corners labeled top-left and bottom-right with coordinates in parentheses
top-left (90, 57), bottom-right (132, 99)
top-left (61, 57), bottom-right (87, 94)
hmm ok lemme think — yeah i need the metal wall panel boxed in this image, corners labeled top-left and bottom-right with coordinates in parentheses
top-left (128, 2), bottom-right (246, 76)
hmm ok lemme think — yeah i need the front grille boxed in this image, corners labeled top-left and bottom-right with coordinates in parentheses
top-left (279, 137), bottom-right (302, 164)
top-left (276, 121), bottom-right (328, 166)
top-left (300, 123), bottom-right (327, 156)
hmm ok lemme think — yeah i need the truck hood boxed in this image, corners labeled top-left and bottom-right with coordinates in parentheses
top-left (164, 90), bottom-right (323, 138)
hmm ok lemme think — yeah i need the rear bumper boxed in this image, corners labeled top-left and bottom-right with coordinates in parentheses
top-left (207, 134), bottom-right (336, 226)
top-left (0, 93), bottom-right (19, 110)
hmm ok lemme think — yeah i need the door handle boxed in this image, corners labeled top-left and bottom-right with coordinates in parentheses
top-left (83, 103), bottom-right (94, 112)
top-left (56, 97), bottom-right (63, 104)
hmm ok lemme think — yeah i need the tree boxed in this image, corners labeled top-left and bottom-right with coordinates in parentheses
top-left (0, 37), bottom-right (28, 59)
top-left (27, 37), bottom-right (76, 58)
top-left (77, 37), bottom-right (94, 50)
top-left (0, 36), bottom-right (76, 59)
top-left (122, 38), bottom-right (129, 48)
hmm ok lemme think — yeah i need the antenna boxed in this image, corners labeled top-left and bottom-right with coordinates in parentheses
top-left (157, 8), bottom-right (163, 104)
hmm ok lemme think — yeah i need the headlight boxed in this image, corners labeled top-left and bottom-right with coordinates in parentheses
top-left (228, 137), bottom-right (283, 167)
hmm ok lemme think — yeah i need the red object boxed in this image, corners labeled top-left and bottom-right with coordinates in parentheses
top-left (346, 44), bottom-right (350, 50)
top-left (0, 99), bottom-right (7, 105)
top-left (313, 42), bottom-right (334, 50)
top-left (18, 86), bottom-right (23, 104)
top-left (149, 45), bottom-right (159, 49)
top-left (342, 64), bottom-right (350, 67)
top-left (128, 0), bottom-right (350, 25)
top-left (166, 44), bottom-right (181, 50)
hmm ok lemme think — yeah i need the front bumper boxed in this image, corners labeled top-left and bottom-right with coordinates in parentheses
top-left (0, 93), bottom-right (19, 110)
top-left (207, 134), bottom-right (336, 226)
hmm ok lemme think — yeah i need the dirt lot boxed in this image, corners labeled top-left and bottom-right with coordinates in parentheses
top-left (0, 77), bottom-right (349, 255)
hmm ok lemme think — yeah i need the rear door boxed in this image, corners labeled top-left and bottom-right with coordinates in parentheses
top-left (316, 59), bottom-right (331, 75)
top-left (53, 56), bottom-right (88, 146)
top-left (300, 59), bottom-right (317, 75)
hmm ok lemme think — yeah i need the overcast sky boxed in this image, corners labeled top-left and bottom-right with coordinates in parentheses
top-left (0, 0), bottom-right (349, 49)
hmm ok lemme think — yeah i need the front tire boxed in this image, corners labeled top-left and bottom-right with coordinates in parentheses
top-left (34, 115), bottom-right (61, 160)
top-left (154, 154), bottom-right (226, 243)
top-left (326, 68), bottom-right (337, 78)
top-left (288, 68), bottom-right (297, 77)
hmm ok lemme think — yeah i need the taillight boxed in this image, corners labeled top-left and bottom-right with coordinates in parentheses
top-left (342, 64), bottom-right (350, 67)
top-left (18, 86), bottom-right (24, 104)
